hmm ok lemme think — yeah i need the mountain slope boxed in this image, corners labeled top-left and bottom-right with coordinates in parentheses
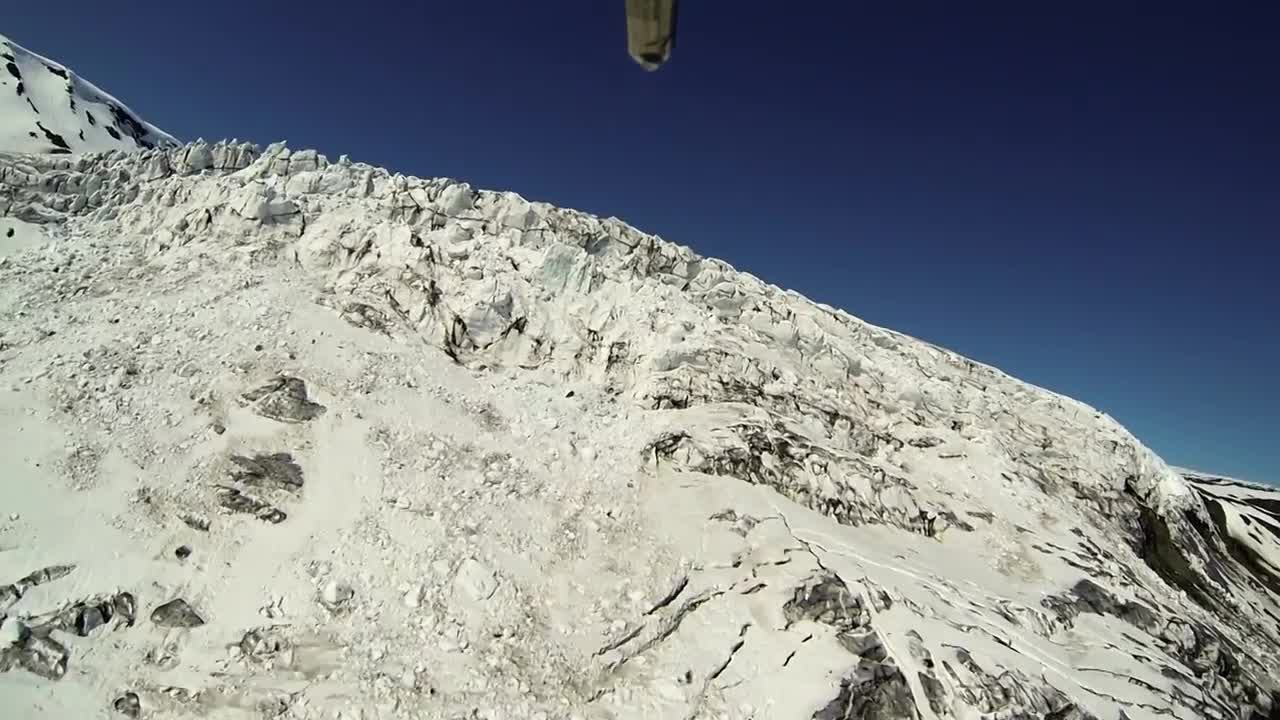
top-left (2, 141), bottom-right (1277, 720)
top-left (1178, 469), bottom-right (1280, 597)
top-left (1, 33), bottom-right (177, 155)
top-left (1, 38), bottom-right (1278, 720)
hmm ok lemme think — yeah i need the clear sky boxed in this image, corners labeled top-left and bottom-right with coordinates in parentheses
top-left (6, 2), bottom-right (1277, 483)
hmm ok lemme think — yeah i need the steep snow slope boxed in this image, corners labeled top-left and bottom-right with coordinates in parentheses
top-left (1178, 469), bottom-right (1280, 597)
top-left (2, 142), bottom-right (1278, 720)
top-left (1, 33), bottom-right (177, 155)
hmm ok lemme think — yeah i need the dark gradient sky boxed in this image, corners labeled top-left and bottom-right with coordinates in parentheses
top-left (7, 2), bottom-right (1278, 482)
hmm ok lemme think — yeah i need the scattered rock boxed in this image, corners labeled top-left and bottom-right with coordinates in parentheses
top-left (112, 692), bottom-right (140, 718)
top-left (174, 545), bottom-right (192, 560)
top-left (239, 627), bottom-right (291, 663)
top-left (14, 564), bottom-right (75, 595)
top-left (784, 573), bottom-right (866, 631)
top-left (3, 630), bottom-right (69, 680)
top-left (4, 577), bottom-right (132, 643)
top-left (814, 664), bottom-right (919, 720)
top-left (113, 593), bottom-right (138, 626)
top-left (73, 604), bottom-right (108, 636)
top-left (216, 487), bottom-right (287, 523)
top-left (229, 452), bottom-right (304, 493)
top-left (151, 598), bottom-right (205, 628)
top-left (240, 375), bottom-right (326, 423)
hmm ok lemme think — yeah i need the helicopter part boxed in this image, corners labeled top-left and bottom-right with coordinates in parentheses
top-left (626, 0), bottom-right (678, 70)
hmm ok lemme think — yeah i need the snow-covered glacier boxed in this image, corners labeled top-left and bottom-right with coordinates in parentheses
top-left (1, 36), bottom-right (1277, 720)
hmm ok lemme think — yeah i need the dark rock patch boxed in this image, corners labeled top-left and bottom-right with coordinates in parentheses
top-left (646, 423), bottom-right (965, 538)
top-left (35, 121), bottom-right (70, 151)
top-left (784, 573), bottom-right (890, 661)
top-left (1123, 480), bottom-right (1220, 613)
top-left (241, 376), bottom-right (326, 423)
top-left (229, 452), bottom-right (304, 493)
top-left (917, 671), bottom-right (947, 715)
top-left (905, 631), bottom-right (947, 715)
top-left (1, 564), bottom-right (75, 610)
top-left (1041, 579), bottom-right (1160, 633)
top-left (943, 648), bottom-right (1099, 718)
top-left (1202, 497), bottom-right (1280, 596)
top-left (813, 659), bottom-right (919, 720)
top-left (0, 627), bottom-right (68, 680)
top-left (151, 598), bottom-right (204, 628)
top-left (106, 102), bottom-right (153, 147)
top-left (1240, 495), bottom-right (1280, 515)
top-left (113, 593), bottom-right (138, 626)
top-left (216, 487), bottom-right (287, 523)
top-left (39, 592), bottom-right (135, 637)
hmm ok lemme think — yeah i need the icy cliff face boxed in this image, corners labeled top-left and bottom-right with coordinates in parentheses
top-left (1, 33), bottom-right (177, 156)
top-left (2, 141), bottom-right (1276, 720)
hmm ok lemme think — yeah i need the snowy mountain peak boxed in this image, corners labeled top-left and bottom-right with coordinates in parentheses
top-left (0, 33), bottom-right (177, 155)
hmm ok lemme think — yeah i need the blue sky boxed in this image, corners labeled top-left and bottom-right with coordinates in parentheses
top-left (7, 2), bottom-right (1278, 482)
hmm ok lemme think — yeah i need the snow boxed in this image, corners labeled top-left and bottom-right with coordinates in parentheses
top-left (1, 33), bottom-right (177, 156)
top-left (0, 37), bottom-right (1278, 720)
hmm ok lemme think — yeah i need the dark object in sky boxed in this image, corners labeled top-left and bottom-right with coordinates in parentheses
top-left (626, 0), bottom-right (677, 70)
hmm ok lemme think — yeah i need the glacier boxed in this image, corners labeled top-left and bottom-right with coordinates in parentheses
top-left (1, 35), bottom-right (1278, 720)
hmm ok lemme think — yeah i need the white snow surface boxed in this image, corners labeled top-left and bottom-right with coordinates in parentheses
top-left (1, 40), bottom-right (1278, 720)
top-left (1, 33), bottom-right (178, 155)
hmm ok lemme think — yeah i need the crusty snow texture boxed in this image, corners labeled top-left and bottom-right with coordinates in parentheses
top-left (1, 33), bottom-right (178, 156)
top-left (4, 52), bottom-right (1273, 720)
top-left (2, 140), bottom-right (1277, 720)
